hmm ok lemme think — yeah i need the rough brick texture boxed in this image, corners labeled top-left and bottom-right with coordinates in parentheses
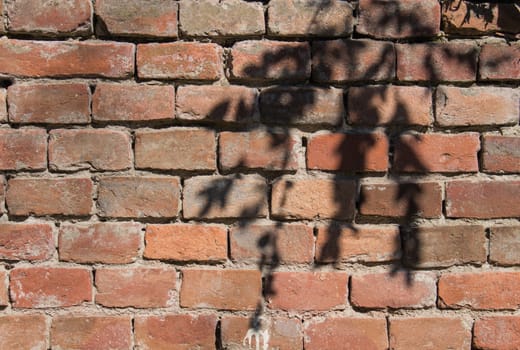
top-left (0, 316), bottom-right (48, 350)
top-left (0, 223), bottom-right (54, 261)
top-left (482, 135), bottom-right (520, 173)
top-left (489, 226), bottom-right (520, 266)
top-left (0, 129), bottom-right (47, 170)
top-left (474, 316), bottom-right (520, 350)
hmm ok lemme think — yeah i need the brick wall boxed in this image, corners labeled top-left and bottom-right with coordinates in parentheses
top-left (0, 0), bottom-right (519, 349)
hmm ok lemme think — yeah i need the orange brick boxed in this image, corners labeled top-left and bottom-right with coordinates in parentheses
top-left (0, 316), bottom-right (48, 350)
top-left (490, 226), bottom-right (520, 266)
top-left (482, 135), bottom-right (520, 173)
top-left (0, 223), bottom-right (54, 261)
top-left (480, 43), bottom-right (520, 81)
top-left (0, 129), bottom-right (47, 170)
top-left (474, 316), bottom-right (520, 350)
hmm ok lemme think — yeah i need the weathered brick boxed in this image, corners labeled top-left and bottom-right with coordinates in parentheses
top-left (59, 222), bottom-right (142, 264)
top-left (144, 224), bottom-right (227, 262)
top-left (0, 268), bottom-right (7, 306)
top-left (0, 89), bottom-right (6, 122)
top-left (439, 272), bottom-right (520, 310)
top-left (267, 271), bottom-right (348, 311)
top-left (396, 42), bottom-right (478, 82)
top-left (137, 42), bottom-right (223, 80)
top-left (436, 86), bottom-right (518, 126)
top-left (135, 315), bottom-right (217, 350)
top-left (312, 39), bottom-right (395, 82)
top-left (359, 181), bottom-right (442, 218)
top-left (0, 316), bottom-right (48, 350)
top-left (316, 224), bottom-right (399, 263)
top-left (96, 0), bottom-right (178, 37)
top-left (483, 135), bottom-right (520, 173)
top-left (348, 85), bottom-right (433, 125)
top-left (97, 176), bottom-right (180, 218)
top-left (271, 176), bottom-right (356, 220)
top-left (394, 133), bottom-right (480, 173)
top-left (230, 223), bottom-right (314, 263)
top-left (222, 315), bottom-right (302, 350)
top-left (490, 226), bottom-right (520, 266)
top-left (0, 129), bottom-right (47, 170)
top-left (49, 129), bottom-right (132, 171)
top-left (180, 0), bottom-right (264, 37)
top-left (480, 43), bottom-right (520, 81)
top-left (230, 40), bottom-right (310, 82)
top-left (305, 318), bottom-right (388, 350)
top-left (260, 87), bottom-right (344, 126)
top-left (10, 267), bottom-right (92, 308)
top-left (307, 132), bottom-right (389, 172)
top-left (446, 180), bottom-right (520, 219)
top-left (135, 128), bottom-right (215, 171)
top-left (7, 178), bottom-right (93, 216)
top-left (403, 225), bottom-right (486, 268)
top-left (351, 272), bottom-right (436, 309)
top-left (92, 83), bottom-right (175, 122)
top-left (176, 85), bottom-right (257, 123)
top-left (219, 130), bottom-right (299, 172)
top-left (7, 0), bottom-right (92, 36)
top-left (474, 316), bottom-right (520, 350)
top-left (8, 83), bottom-right (90, 124)
top-left (95, 267), bottom-right (176, 308)
top-left (183, 175), bottom-right (267, 219)
top-left (0, 38), bottom-right (134, 78)
top-left (0, 1), bottom-right (4, 33)
top-left (390, 317), bottom-right (471, 350)
top-left (0, 176), bottom-right (4, 213)
top-left (180, 269), bottom-right (261, 310)
top-left (268, 0), bottom-right (354, 37)
top-left (51, 316), bottom-right (132, 350)
top-left (0, 223), bottom-right (54, 261)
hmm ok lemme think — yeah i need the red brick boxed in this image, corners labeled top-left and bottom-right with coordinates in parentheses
top-left (268, 0), bottom-right (354, 37)
top-left (490, 226), bottom-right (520, 266)
top-left (51, 316), bottom-right (132, 350)
top-left (260, 86), bottom-right (344, 126)
top-left (436, 86), bottom-right (518, 126)
top-left (446, 180), bottom-right (520, 219)
top-left (394, 133), bottom-right (480, 173)
top-left (390, 317), bottom-right (471, 349)
top-left (267, 271), bottom-right (347, 311)
top-left (0, 176), bottom-right (4, 213)
top-left (359, 181), bottom-right (442, 218)
top-left (183, 175), bottom-right (267, 219)
top-left (92, 83), bottom-right (175, 122)
top-left (439, 272), bottom-right (520, 310)
top-left (7, 177), bottom-right (93, 216)
top-left (97, 176), bottom-right (180, 218)
top-left (312, 39), bottom-right (395, 82)
top-left (135, 128), bottom-right (215, 171)
top-left (271, 176), bottom-right (356, 220)
top-left (180, 0), bottom-right (264, 37)
top-left (49, 129), bottom-right (132, 171)
top-left (8, 83), bottom-right (90, 124)
top-left (222, 315), bottom-right (302, 350)
top-left (180, 269), bottom-right (261, 310)
top-left (96, 0), bottom-right (177, 38)
top-left (348, 85), bottom-right (433, 126)
top-left (137, 42), bottom-right (222, 80)
top-left (144, 224), bottom-right (227, 262)
top-left (95, 267), bottom-right (176, 308)
top-left (10, 267), bottom-right (92, 308)
top-left (135, 315), bottom-right (217, 350)
top-left (0, 128), bottom-right (47, 170)
top-left (305, 318), bottom-right (388, 350)
top-left (7, 0), bottom-right (92, 35)
top-left (0, 38), bottom-right (134, 78)
top-left (0, 88), bottom-right (7, 122)
top-left (358, 0), bottom-right (440, 39)
top-left (483, 135), bottom-right (520, 173)
top-left (219, 130), bottom-right (300, 171)
top-left (0, 316), bottom-right (48, 350)
top-left (230, 223), bottom-right (314, 263)
top-left (480, 43), bottom-right (520, 81)
top-left (59, 222), bottom-right (142, 264)
top-left (316, 224), bottom-right (399, 263)
top-left (351, 272), bottom-right (436, 309)
top-left (0, 268), bottom-right (7, 306)
top-left (396, 42), bottom-right (478, 82)
top-left (474, 316), bottom-right (520, 350)
top-left (230, 40), bottom-right (310, 82)
top-left (176, 85), bottom-right (257, 123)
top-left (0, 223), bottom-right (54, 261)
top-left (307, 132), bottom-right (389, 172)
top-left (404, 225), bottom-right (486, 268)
